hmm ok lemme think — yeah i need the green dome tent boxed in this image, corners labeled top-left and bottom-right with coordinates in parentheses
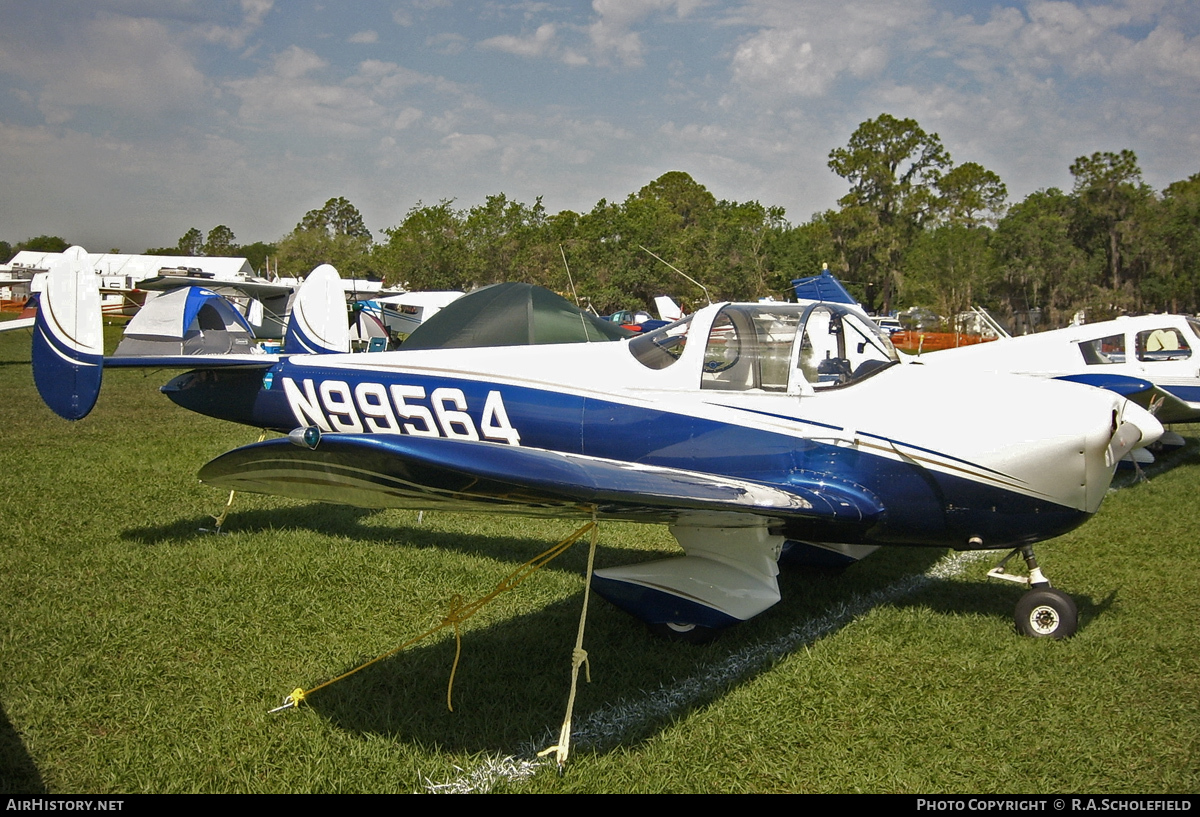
top-left (401, 282), bottom-right (634, 350)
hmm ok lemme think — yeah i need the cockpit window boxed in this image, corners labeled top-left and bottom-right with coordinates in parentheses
top-left (629, 315), bottom-right (693, 369)
top-left (700, 306), bottom-right (802, 391)
top-left (798, 303), bottom-right (899, 389)
top-left (1078, 334), bottom-right (1125, 365)
top-left (1136, 327), bottom-right (1191, 361)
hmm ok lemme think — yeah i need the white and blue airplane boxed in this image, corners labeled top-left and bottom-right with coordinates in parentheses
top-left (914, 313), bottom-right (1200, 428)
top-left (31, 250), bottom-right (1164, 641)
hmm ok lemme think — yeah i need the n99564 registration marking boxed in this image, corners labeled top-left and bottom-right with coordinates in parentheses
top-left (281, 377), bottom-right (521, 445)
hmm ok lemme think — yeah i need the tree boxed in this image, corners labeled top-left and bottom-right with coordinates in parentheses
top-left (17, 235), bottom-right (69, 253)
top-left (827, 114), bottom-right (952, 312)
top-left (992, 188), bottom-right (1094, 326)
top-left (277, 197), bottom-right (373, 277)
top-left (903, 225), bottom-right (995, 321)
top-left (829, 114), bottom-right (950, 221)
top-left (373, 200), bottom-right (466, 290)
top-left (299, 196), bottom-right (372, 240)
top-left (636, 170), bottom-right (718, 228)
top-left (177, 228), bottom-right (204, 256)
top-left (762, 216), bottom-right (824, 293)
top-left (935, 162), bottom-right (1008, 228)
top-left (204, 225), bottom-right (237, 257)
top-left (1069, 149), bottom-right (1150, 294)
top-left (896, 162), bottom-right (1007, 318)
top-left (705, 199), bottom-right (788, 301)
top-left (239, 241), bottom-right (278, 276)
top-left (1142, 173), bottom-right (1200, 313)
top-left (176, 228), bottom-right (204, 256)
top-left (460, 194), bottom-right (548, 286)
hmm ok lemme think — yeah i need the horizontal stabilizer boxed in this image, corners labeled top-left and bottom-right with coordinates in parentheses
top-left (32, 246), bottom-right (104, 420)
top-left (105, 354), bottom-right (278, 369)
top-left (0, 316), bottom-right (35, 333)
top-left (198, 434), bottom-right (885, 525)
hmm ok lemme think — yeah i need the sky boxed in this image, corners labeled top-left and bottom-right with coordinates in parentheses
top-left (0, 0), bottom-right (1197, 254)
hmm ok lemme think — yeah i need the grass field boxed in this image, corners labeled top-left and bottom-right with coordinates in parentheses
top-left (1, 324), bottom-right (1197, 793)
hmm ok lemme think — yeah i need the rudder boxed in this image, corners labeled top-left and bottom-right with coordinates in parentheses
top-left (32, 246), bottom-right (104, 420)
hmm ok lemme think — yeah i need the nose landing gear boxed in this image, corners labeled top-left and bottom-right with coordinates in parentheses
top-left (987, 545), bottom-right (1079, 639)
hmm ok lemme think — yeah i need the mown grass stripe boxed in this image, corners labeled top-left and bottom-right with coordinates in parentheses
top-left (425, 550), bottom-right (988, 792)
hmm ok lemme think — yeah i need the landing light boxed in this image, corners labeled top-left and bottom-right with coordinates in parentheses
top-left (288, 426), bottom-right (321, 449)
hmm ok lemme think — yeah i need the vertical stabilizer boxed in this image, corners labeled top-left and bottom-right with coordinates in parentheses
top-left (791, 268), bottom-right (858, 306)
top-left (32, 246), bottom-right (104, 420)
top-left (654, 295), bottom-right (683, 322)
top-left (283, 264), bottom-right (350, 354)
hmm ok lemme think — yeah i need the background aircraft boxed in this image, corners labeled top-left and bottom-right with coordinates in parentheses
top-left (915, 314), bottom-right (1200, 453)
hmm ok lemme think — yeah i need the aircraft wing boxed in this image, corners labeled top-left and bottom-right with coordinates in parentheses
top-left (138, 275), bottom-right (295, 300)
top-left (198, 433), bottom-right (884, 530)
top-left (1054, 373), bottom-right (1197, 425)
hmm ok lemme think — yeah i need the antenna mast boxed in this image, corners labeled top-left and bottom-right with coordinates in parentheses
top-left (639, 245), bottom-right (712, 305)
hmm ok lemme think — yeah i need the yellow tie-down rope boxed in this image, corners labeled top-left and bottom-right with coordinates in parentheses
top-left (205, 430), bottom-right (271, 534)
top-left (271, 516), bottom-right (600, 722)
top-left (540, 513), bottom-right (600, 769)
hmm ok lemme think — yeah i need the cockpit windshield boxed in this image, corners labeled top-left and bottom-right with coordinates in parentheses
top-left (628, 315), bottom-right (694, 370)
top-left (629, 302), bottom-right (900, 391)
top-left (797, 303), bottom-right (899, 389)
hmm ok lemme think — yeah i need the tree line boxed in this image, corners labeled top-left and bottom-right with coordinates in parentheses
top-left (7, 114), bottom-right (1198, 327)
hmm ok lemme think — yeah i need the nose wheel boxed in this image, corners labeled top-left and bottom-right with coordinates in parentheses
top-left (1014, 587), bottom-right (1078, 638)
top-left (987, 545), bottom-right (1079, 639)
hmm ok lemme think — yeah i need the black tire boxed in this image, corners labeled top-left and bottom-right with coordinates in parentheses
top-left (1014, 588), bottom-right (1078, 639)
top-left (647, 621), bottom-right (722, 645)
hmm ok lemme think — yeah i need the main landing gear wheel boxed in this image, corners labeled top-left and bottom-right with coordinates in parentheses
top-left (647, 621), bottom-right (721, 644)
top-left (1014, 588), bottom-right (1078, 639)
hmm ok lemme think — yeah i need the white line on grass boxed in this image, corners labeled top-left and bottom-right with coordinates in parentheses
top-left (423, 549), bottom-right (992, 793)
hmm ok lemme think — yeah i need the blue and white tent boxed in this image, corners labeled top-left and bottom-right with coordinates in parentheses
top-left (114, 286), bottom-right (256, 357)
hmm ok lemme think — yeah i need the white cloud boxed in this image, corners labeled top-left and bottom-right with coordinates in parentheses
top-left (717, 0), bottom-right (1199, 200)
top-left (224, 49), bottom-right (464, 138)
top-left (440, 132), bottom-right (499, 158)
top-left (427, 32), bottom-right (467, 55)
top-left (927, 1), bottom-right (1200, 87)
top-left (586, 0), bottom-right (695, 67)
top-left (348, 30), bottom-right (379, 44)
top-left (392, 0), bottom-right (453, 28)
top-left (479, 23), bottom-right (559, 58)
top-left (728, 1), bottom-right (925, 97)
top-left (272, 45), bottom-right (328, 79)
top-left (473, 0), bottom-right (704, 68)
top-left (202, 0), bottom-right (274, 49)
top-left (1122, 23), bottom-right (1200, 85)
top-left (393, 107), bottom-right (423, 130)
